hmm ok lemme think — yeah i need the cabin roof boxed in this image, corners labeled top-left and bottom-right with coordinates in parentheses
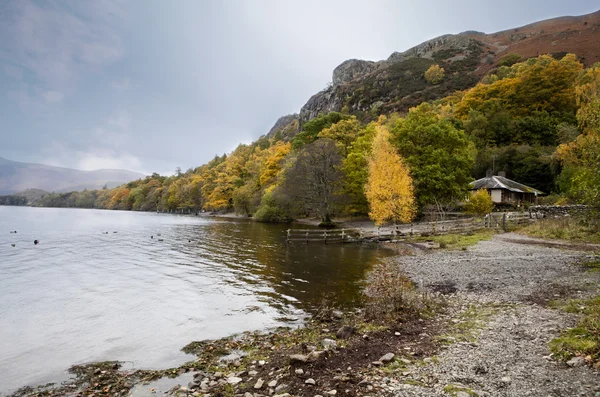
top-left (469, 175), bottom-right (544, 195)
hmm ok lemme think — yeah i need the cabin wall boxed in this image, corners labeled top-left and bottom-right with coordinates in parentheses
top-left (491, 189), bottom-right (503, 203)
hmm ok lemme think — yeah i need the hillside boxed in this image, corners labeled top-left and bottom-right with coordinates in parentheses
top-left (0, 157), bottom-right (145, 195)
top-left (298, 10), bottom-right (600, 126)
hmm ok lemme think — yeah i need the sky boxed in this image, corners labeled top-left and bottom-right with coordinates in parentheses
top-left (0, 1), bottom-right (598, 175)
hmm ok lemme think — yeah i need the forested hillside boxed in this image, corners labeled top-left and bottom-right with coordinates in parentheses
top-left (5, 52), bottom-right (598, 224)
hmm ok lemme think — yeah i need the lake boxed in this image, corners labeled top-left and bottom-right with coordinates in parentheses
top-left (0, 207), bottom-right (389, 393)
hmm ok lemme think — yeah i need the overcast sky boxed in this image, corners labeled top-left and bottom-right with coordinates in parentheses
top-left (0, 1), bottom-right (597, 175)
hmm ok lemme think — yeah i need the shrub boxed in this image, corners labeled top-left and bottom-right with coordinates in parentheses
top-left (363, 262), bottom-right (439, 321)
top-left (498, 53), bottom-right (523, 67)
top-left (465, 189), bottom-right (494, 216)
top-left (253, 191), bottom-right (292, 223)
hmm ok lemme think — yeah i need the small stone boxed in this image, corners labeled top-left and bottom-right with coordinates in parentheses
top-left (372, 361), bottom-right (382, 366)
top-left (336, 325), bottom-right (355, 339)
top-left (307, 350), bottom-right (326, 361)
top-left (244, 393), bottom-right (253, 397)
top-left (273, 394), bottom-right (290, 397)
top-left (268, 380), bottom-right (277, 387)
top-left (322, 338), bottom-right (337, 349)
top-left (289, 354), bottom-right (308, 364)
top-left (399, 358), bottom-right (411, 365)
top-left (254, 378), bottom-right (264, 389)
top-left (394, 332), bottom-right (401, 336)
top-left (214, 372), bottom-right (223, 378)
top-left (275, 384), bottom-right (288, 392)
top-left (258, 360), bottom-right (266, 366)
top-left (305, 378), bottom-right (316, 385)
top-left (326, 390), bottom-right (337, 396)
top-left (456, 392), bottom-right (470, 397)
top-left (566, 356), bottom-right (586, 367)
top-left (500, 376), bottom-right (512, 384)
top-left (379, 353), bottom-right (395, 363)
top-left (227, 377), bottom-right (243, 385)
top-left (295, 368), bottom-right (304, 375)
top-left (332, 310), bottom-right (343, 319)
top-left (248, 370), bottom-right (258, 376)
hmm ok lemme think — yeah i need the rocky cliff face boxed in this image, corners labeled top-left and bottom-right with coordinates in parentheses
top-left (332, 59), bottom-right (378, 87)
top-left (265, 114), bottom-right (300, 141)
top-left (297, 10), bottom-right (600, 127)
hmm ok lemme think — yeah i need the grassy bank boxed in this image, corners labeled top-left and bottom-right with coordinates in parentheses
top-left (517, 217), bottom-right (600, 244)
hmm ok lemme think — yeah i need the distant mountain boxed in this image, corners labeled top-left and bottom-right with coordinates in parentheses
top-left (299, 9), bottom-right (600, 126)
top-left (0, 157), bottom-right (145, 195)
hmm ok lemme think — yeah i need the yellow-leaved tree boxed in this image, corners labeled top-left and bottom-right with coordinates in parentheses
top-left (365, 122), bottom-right (416, 226)
top-left (424, 64), bottom-right (445, 85)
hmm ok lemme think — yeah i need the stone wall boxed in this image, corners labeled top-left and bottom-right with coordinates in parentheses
top-left (529, 205), bottom-right (590, 217)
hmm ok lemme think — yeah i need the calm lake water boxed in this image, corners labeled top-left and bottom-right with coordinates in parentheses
top-left (0, 207), bottom-right (389, 393)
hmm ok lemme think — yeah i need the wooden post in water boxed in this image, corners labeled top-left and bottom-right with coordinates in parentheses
top-left (286, 229), bottom-right (290, 243)
top-left (341, 229), bottom-right (345, 242)
top-left (323, 230), bottom-right (327, 244)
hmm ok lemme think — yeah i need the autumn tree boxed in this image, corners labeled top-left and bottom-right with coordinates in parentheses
top-left (317, 116), bottom-right (361, 156)
top-left (365, 123), bottom-right (416, 226)
top-left (283, 139), bottom-right (345, 223)
top-left (555, 65), bottom-right (600, 209)
top-left (424, 64), bottom-right (445, 85)
top-left (291, 112), bottom-right (351, 149)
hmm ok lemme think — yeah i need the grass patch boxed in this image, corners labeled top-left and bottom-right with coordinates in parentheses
top-left (443, 384), bottom-right (480, 396)
top-left (518, 217), bottom-right (600, 244)
top-left (437, 303), bottom-right (506, 344)
top-left (416, 229), bottom-right (496, 250)
top-left (550, 295), bottom-right (600, 368)
top-left (580, 259), bottom-right (600, 272)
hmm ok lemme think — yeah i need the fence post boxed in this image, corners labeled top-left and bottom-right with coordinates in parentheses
top-left (502, 213), bottom-right (507, 232)
top-left (286, 229), bottom-right (290, 243)
top-left (324, 230), bottom-right (327, 244)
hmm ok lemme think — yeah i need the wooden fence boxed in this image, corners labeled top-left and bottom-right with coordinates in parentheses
top-left (286, 212), bottom-right (537, 244)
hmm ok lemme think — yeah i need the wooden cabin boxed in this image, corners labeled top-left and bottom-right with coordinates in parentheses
top-left (469, 173), bottom-right (544, 204)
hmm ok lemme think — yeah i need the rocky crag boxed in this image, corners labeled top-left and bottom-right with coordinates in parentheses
top-left (265, 9), bottom-right (600, 138)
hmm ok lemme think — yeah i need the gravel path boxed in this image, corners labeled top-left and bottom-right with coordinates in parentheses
top-left (381, 232), bottom-right (600, 397)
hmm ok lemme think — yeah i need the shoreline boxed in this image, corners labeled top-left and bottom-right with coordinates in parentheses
top-left (9, 231), bottom-right (600, 397)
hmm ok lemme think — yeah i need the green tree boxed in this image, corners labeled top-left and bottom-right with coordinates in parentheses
top-left (391, 103), bottom-right (476, 210)
top-left (342, 122), bottom-right (377, 215)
